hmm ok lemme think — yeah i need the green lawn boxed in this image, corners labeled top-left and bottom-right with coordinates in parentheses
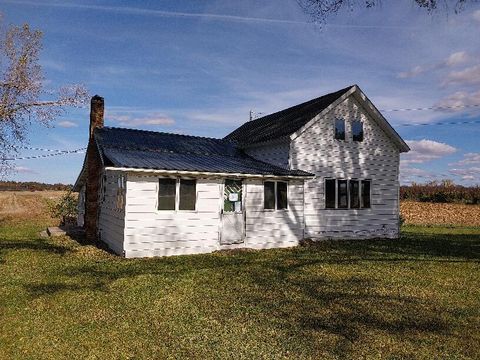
top-left (0, 222), bottom-right (479, 359)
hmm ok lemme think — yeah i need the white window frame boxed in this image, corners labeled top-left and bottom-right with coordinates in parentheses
top-left (324, 178), bottom-right (371, 210)
top-left (263, 180), bottom-right (289, 211)
top-left (157, 177), bottom-right (197, 212)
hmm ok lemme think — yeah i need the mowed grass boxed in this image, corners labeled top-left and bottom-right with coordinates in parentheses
top-left (0, 222), bottom-right (479, 359)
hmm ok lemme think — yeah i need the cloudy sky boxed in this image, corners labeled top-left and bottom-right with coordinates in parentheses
top-left (2, 0), bottom-right (480, 185)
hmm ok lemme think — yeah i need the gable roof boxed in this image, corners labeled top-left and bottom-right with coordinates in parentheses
top-left (94, 127), bottom-right (312, 177)
top-left (224, 85), bottom-right (354, 144)
top-left (224, 84), bottom-right (409, 153)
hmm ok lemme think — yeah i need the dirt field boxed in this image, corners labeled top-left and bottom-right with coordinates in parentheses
top-left (401, 200), bottom-right (480, 227)
top-left (0, 190), bottom-right (65, 224)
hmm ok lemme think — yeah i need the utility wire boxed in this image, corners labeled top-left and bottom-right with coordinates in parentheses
top-left (380, 103), bottom-right (480, 112)
top-left (2, 148), bottom-right (86, 161)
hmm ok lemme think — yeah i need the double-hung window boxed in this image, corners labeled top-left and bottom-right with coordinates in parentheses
top-left (158, 178), bottom-right (196, 211)
top-left (264, 181), bottom-right (288, 210)
top-left (335, 119), bottom-right (345, 140)
top-left (325, 179), bottom-right (371, 209)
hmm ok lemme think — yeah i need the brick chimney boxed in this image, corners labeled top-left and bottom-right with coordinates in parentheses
top-left (85, 95), bottom-right (104, 242)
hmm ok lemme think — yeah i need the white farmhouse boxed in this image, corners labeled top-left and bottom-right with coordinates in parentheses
top-left (74, 85), bottom-right (409, 258)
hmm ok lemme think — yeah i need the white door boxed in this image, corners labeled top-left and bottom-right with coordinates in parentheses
top-left (221, 179), bottom-right (244, 245)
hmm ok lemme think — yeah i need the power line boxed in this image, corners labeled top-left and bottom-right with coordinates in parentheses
top-left (2, 148), bottom-right (86, 161)
top-left (397, 119), bottom-right (480, 127)
top-left (380, 103), bottom-right (480, 112)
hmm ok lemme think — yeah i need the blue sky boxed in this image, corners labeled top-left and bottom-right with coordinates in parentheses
top-left (2, 0), bottom-right (480, 185)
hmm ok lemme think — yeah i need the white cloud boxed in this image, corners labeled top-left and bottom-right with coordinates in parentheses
top-left (107, 113), bottom-right (175, 127)
top-left (473, 10), bottom-right (480, 22)
top-left (434, 90), bottom-right (480, 113)
top-left (398, 51), bottom-right (470, 79)
top-left (449, 152), bottom-right (480, 166)
top-left (449, 167), bottom-right (480, 182)
top-left (445, 51), bottom-right (469, 66)
top-left (57, 120), bottom-right (79, 128)
top-left (14, 166), bottom-right (37, 174)
top-left (402, 139), bottom-right (457, 165)
top-left (443, 64), bottom-right (480, 86)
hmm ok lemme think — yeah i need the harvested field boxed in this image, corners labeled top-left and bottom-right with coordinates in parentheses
top-left (0, 191), bottom-right (65, 224)
top-left (401, 200), bottom-right (480, 226)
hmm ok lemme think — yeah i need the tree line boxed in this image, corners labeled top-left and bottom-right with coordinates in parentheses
top-left (401, 180), bottom-right (480, 204)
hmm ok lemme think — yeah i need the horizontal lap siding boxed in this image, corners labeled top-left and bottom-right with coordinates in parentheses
top-left (98, 171), bottom-right (125, 255)
top-left (291, 95), bottom-right (400, 239)
top-left (124, 175), bottom-right (221, 258)
top-left (244, 179), bottom-right (304, 248)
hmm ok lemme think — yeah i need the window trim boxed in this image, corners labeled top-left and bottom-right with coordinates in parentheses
top-left (334, 118), bottom-right (346, 141)
top-left (157, 177), bottom-right (197, 212)
top-left (324, 178), bottom-right (372, 210)
top-left (263, 180), bottom-right (289, 211)
top-left (352, 120), bottom-right (364, 142)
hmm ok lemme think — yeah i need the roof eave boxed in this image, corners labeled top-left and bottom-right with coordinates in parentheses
top-left (103, 166), bottom-right (314, 179)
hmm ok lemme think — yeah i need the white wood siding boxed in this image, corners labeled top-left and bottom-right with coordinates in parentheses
top-left (244, 179), bottom-right (304, 248)
top-left (291, 95), bottom-right (400, 239)
top-left (244, 139), bottom-right (290, 168)
top-left (98, 170), bottom-right (125, 254)
top-left (124, 175), bottom-right (222, 258)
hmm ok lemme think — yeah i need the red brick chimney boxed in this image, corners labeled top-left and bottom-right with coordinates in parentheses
top-left (85, 95), bottom-right (104, 242)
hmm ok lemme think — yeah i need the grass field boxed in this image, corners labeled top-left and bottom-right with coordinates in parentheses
top-left (1, 215), bottom-right (479, 359)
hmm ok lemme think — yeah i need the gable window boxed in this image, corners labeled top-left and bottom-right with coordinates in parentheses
top-left (335, 118), bottom-right (345, 140)
top-left (158, 178), bottom-right (197, 211)
top-left (352, 120), bottom-right (364, 142)
top-left (264, 181), bottom-right (288, 210)
top-left (324, 179), bottom-right (371, 209)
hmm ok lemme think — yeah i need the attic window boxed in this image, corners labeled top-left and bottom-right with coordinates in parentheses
top-left (334, 119), bottom-right (345, 140)
top-left (352, 120), bottom-right (364, 142)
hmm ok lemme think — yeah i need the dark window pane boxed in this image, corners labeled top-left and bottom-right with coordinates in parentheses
top-left (338, 180), bottom-right (348, 208)
top-left (179, 179), bottom-right (196, 210)
top-left (158, 178), bottom-right (176, 210)
top-left (264, 181), bottom-right (275, 209)
top-left (335, 119), bottom-right (345, 140)
top-left (352, 120), bottom-right (363, 142)
top-left (362, 180), bottom-right (371, 208)
top-left (325, 179), bottom-right (336, 209)
top-left (276, 182), bottom-right (288, 210)
top-left (350, 180), bottom-right (360, 209)
top-left (224, 179), bottom-right (243, 212)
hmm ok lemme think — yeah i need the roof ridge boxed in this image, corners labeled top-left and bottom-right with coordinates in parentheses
top-left (246, 85), bottom-right (355, 124)
top-left (101, 126), bottom-right (232, 143)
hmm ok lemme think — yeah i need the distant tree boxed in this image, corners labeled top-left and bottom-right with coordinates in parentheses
top-left (298, 0), bottom-right (477, 23)
top-left (0, 21), bottom-right (89, 177)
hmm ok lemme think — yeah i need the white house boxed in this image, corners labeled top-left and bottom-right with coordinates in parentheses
top-left (74, 85), bottom-right (409, 258)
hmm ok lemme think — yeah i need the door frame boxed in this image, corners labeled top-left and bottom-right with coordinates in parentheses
top-left (219, 178), bottom-right (246, 245)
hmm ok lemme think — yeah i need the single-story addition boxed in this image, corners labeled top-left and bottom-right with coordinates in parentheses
top-left (74, 85), bottom-right (409, 258)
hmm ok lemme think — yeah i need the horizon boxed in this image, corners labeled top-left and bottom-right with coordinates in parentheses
top-left (1, 0), bottom-right (479, 185)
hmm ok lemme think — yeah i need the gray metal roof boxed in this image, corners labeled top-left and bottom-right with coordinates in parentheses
top-left (225, 86), bottom-right (354, 145)
top-left (95, 127), bottom-right (312, 177)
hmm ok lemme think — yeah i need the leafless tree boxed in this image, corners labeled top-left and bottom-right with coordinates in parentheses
top-left (297, 0), bottom-right (476, 23)
top-left (0, 22), bottom-right (89, 177)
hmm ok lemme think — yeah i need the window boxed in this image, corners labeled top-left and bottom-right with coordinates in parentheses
top-left (352, 120), bottom-right (364, 142)
top-left (116, 174), bottom-right (126, 210)
top-left (349, 180), bottom-right (360, 208)
top-left (325, 179), bottom-right (336, 209)
top-left (158, 178), bottom-right (176, 210)
top-left (335, 119), bottom-right (345, 140)
top-left (264, 181), bottom-right (288, 210)
top-left (362, 180), bottom-right (371, 208)
top-left (158, 178), bottom-right (197, 211)
top-left (338, 180), bottom-right (348, 208)
top-left (276, 181), bottom-right (288, 210)
top-left (264, 181), bottom-right (275, 210)
top-left (179, 179), bottom-right (196, 210)
top-left (324, 179), bottom-right (371, 209)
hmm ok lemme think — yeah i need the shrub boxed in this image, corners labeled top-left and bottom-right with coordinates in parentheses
top-left (400, 181), bottom-right (480, 204)
top-left (46, 192), bottom-right (78, 225)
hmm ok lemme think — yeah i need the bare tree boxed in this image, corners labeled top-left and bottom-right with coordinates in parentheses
top-left (0, 22), bottom-right (89, 177)
top-left (297, 0), bottom-right (476, 23)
